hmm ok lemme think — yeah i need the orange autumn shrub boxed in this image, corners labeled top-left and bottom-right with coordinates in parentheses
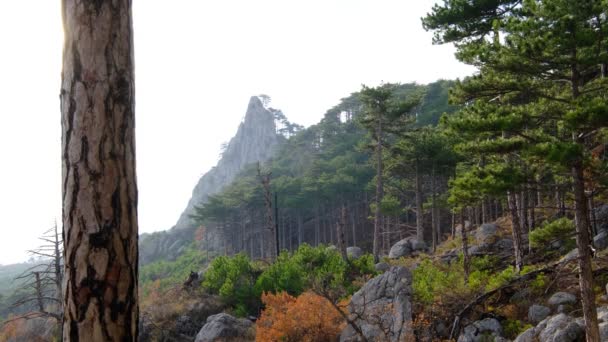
top-left (256, 291), bottom-right (346, 342)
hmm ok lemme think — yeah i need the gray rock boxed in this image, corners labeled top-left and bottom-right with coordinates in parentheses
top-left (468, 244), bottom-right (490, 255)
top-left (340, 266), bottom-right (413, 342)
top-left (388, 238), bottom-right (427, 259)
top-left (548, 292), bottom-right (577, 306)
top-left (594, 230), bottom-right (608, 250)
top-left (195, 313), bottom-right (254, 342)
top-left (529, 305), bottom-right (551, 324)
top-left (495, 238), bottom-right (514, 251)
top-left (375, 262), bottom-right (390, 272)
top-left (457, 318), bottom-right (503, 342)
top-left (600, 322), bottom-right (608, 341)
top-left (476, 223), bottom-right (499, 245)
top-left (594, 205), bottom-right (608, 224)
top-left (347, 246), bottom-right (363, 259)
top-left (514, 313), bottom-right (584, 342)
top-left (539, 314), bottom-right (583, 342)
top-left (599, 306), bottom-right (608, 323)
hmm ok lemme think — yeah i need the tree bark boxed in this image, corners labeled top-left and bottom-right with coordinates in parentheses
top-left (507, 191), bottom-right (524, 272)
top-left (372, 118), bottom-right (384, 261)
top-left (573, 161), bottom-right (601, 342)
top-left (460, 209), bottom-right (470, 284)
top-left (337, 204), bottom-right (348, 261)
top-left (431, 165), bottom-right (437, 252)
top-left (415, 159), bottom-right (424, 243)
top-left (61, 1), bottom-right (138, 340)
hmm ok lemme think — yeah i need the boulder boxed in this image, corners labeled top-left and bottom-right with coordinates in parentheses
top-left (594, 229), bottom-right (608, 250)
top-left (475, 223), bottom-right (499, 245)
top-left (514, 313), bottom-right (584, 342)
top-left (548, 292), bottom-right (577, 306)
top-left (388, 238), bottom-right (427, 259)
top-left (375, 262), bottom-right (390, 272)
top-left (600, 322), bottom-right (608, 341)
top-left (598, 306), bottom-right (608, 323)
top-left (340, 266), bottom-right (413, 342)
top-left (495, 238), bottom-right (514, 251)
top-left (194, 313), bottom-right (254, 342)
top-left (347, 246), bottom-right (363, 259)
top-left (528, 305), bottom-right (551, 324)
top-left (594, 205), bottom-right (608, 224)
top-left (457, 318), bottom-right (503, 342)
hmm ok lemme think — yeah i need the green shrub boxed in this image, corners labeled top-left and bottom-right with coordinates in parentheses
top-left (529, 218), bottom-right (576, 253)
top-left (486, 266), bottom-right (518, 291)
top-left (203, 253), bottom-right (258, 315)
top-left (254, 244), bottom-right (377, 298)
top-left (412, 256), bottom-right (468, 305)
top-left (530, 273), bottom-right (549, 295)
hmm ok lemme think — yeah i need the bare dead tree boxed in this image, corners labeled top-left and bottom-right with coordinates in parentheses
top-left (4, 224), bottom-right (63, 333)
top-left (257, 162), bottom-right (278, 260)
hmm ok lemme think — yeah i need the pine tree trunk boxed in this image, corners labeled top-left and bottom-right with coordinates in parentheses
top-left (61, 1), bottom-right (138, 340)
top-left (337, 205), bottom-right (348, 261)
top-left (373, 119), bottom-right (384, 261)
top-left (507, 192), bottom-right (524, 272)
top-left (315, 206), bottom-right (320, 246)
top-left (572, 161), bottom-right (601, 342)
top-left (431, 166), bottom-right (437, 252)
top-left (460, 209), bottom-right (469, 284)
top-left (351, 207), bottom-right (357, 247)
top-left (415, 159), bottom-right (424, 243)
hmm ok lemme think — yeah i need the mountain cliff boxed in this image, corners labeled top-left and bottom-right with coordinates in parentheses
top-left (139, 96), bottom-right (282, 265)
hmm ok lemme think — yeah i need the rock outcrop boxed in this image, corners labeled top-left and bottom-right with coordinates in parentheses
top-left (194, 313), bottom-right (255, 342)
top-left (175, 96), bottom-right (281, 231)
top-left (528, 305), bottom-right (551, 324)
top-left (514, 313), bottom-right (584, 342)
top-left (388, 238), bottom-right (427, 259)
top-left (139, 96), bottom-right (282, 265)
top-left (340, 266), bottom-right (413, 342)
top-left (457, 318), bottom-right (506, 342)
top-left (515, 306), bottom-right (608, 342)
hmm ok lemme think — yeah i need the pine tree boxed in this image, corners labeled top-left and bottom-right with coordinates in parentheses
top-left (425, 1), bottom-right (608, 339)
top-left (60, 1), bottom-right (139, 340)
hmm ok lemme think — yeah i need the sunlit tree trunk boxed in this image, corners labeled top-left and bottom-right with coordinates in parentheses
top-left (60, 1), bottom-right (138, 341)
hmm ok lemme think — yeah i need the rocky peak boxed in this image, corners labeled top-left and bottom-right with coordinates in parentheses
top-left (139, 96), bottom-right (282, 265)
top-left (174, 96), bottom-right (280, 230)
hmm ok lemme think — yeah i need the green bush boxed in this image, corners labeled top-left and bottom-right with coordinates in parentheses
top-left (254, 244), bottom-right (377, 298)
top-left (530, 273), bottom-right (549, 295)
top-left (529, 218), bottom-right (576, 253)
top-left (203, 253), bottom-right (259, 315)
top-left (412, 256), bottom-right (468, 305)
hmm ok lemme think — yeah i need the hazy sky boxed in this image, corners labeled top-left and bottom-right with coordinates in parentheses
top-left (0, 1), bottom-right (474, 265)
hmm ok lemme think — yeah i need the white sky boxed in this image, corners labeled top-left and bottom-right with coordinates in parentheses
top-left (0, 0), bottom-right (474, 265)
